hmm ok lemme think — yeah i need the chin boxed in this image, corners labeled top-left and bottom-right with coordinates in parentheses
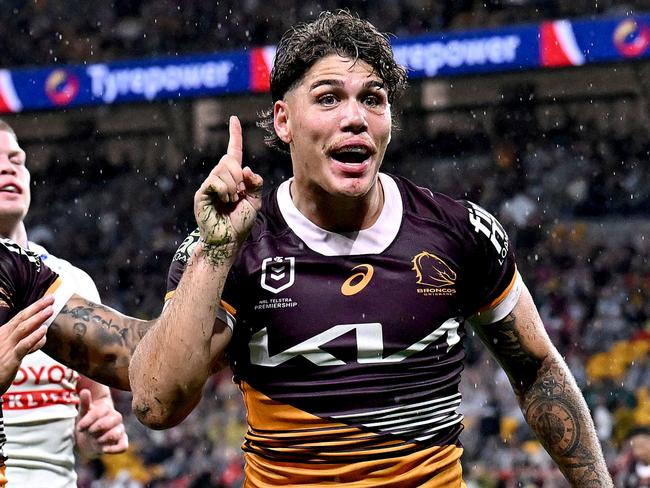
top-left (0, 205), bottom-right (27, 220)
top-left (333, 178), bottom-right (375, 199)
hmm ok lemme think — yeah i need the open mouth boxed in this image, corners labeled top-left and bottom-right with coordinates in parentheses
top-left (0, 184), bottom-right (19, 194)
top-left (330, 146), bottom-right (371, 165)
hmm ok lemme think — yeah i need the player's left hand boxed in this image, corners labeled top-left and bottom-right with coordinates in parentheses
top-left (75, 388), bottom-right (129, 457)
top-left (0, 295), bottom-right (54, 394)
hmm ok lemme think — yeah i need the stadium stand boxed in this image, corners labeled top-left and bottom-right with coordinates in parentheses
top-left (1, 2), bottom-right (648, 486)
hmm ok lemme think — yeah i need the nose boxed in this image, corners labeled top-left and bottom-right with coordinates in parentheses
top-left (340, 100), bottom-right (368, 133)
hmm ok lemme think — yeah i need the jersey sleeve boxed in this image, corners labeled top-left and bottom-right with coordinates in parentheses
top-left (70, 267), bottom-right (101, 304)
top-left (460, 201), bottom-right (523, 325)
top-left (0, 239), bottom-right (74, 327)
top-left (165, 229), bottom-right (236, 330)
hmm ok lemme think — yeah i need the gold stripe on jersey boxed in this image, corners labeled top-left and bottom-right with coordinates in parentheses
top-left (477, 266), bottom-right (517, 313)
top-left (44, 277), bottom-right (63, 296)
top-left (42, 276), bottom-right (76, 328)
top-left (221, 299), bottom-right (236, 316)
top-left (244, 442), bottom-right (465, 487)
top-left (239, 382), bottom-right (465, 486)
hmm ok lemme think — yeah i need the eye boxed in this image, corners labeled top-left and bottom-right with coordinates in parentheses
top-left (363, 95), bottom-right (380, 107)
top-left (10, 155), bottom-right (25, 165)
top-left (318, 94), bottom-right (338, 107)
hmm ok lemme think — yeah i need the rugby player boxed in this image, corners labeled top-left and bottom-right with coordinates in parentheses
top-left (130, 10), bottom-right (613, 487)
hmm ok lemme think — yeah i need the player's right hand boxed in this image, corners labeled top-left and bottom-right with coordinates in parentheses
top-left (0, 295), bottom-right (54, 394)
top-left (75, 388), bottom-right (129, 456)
top-left (194, 115), bottom-right (263, 250)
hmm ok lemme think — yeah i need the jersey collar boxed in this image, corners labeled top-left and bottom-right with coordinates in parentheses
top-left (277, 173), bottom-right (403, 256)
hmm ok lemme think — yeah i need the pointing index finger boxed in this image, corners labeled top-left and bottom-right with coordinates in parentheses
top-left (227, 115), bottom-right (243, 165)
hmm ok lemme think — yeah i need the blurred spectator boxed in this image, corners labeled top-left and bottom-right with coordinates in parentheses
top-left (614, 426), bottom-right (650, 488)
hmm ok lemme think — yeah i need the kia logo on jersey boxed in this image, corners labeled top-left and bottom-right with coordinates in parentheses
top-left (260, 257), bottom-right (295, 294)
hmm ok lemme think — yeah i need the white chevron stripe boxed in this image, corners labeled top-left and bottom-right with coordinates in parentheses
top-left (354, 397), bottom-right (461, 423)
top-left (332, 392), bottom-right (461, 419)
top-left (362, 404), bottom-right (461, 429)
top-left (384, 412), bottom-right (462, 433)
top-left (332, 393), bottom-right (463, 441)
top-left (414, 415), bottom-right (465, 441)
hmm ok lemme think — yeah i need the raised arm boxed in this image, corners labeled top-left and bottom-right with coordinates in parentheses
top-left (472, 283), bottom-right (613, 487)
top-left (129, 116), bottom-right (263, 429)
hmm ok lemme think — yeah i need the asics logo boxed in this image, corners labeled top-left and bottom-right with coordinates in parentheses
top-left (341, 264), bottom-right (374, 296)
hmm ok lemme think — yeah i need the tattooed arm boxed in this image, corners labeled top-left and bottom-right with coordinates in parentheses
top-left (472, 284), bottom-right (613, 487)
top-left (42, 295), bottom-right (153, 391)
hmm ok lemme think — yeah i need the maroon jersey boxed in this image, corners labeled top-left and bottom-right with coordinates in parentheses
top-left (0, 238), bottom-right (71, 469)
top-left (167, 174), bottom-right (521, 486)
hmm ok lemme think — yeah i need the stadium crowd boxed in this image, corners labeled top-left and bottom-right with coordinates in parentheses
top-left (2, 1), bottom-right (649, 487)
top-left (2, 0), bottom-right (650, 68)
top-left (18, 107), bottom-right (648, 487)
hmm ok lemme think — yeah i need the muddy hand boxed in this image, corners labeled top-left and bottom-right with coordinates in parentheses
top-left (194, 115), bottom-right (263, 249)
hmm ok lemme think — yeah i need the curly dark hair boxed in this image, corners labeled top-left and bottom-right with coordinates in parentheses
top-left (258, 10), bottom-right (408, 153)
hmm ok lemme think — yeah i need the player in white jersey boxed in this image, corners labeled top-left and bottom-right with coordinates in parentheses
top-left (0, 119), bottom-right (128, 487)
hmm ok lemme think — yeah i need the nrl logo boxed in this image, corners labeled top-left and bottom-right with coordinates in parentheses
top-left (411, 251), bottom-right (457, 295)
top-left (260, 256), bottom-right (295, 294)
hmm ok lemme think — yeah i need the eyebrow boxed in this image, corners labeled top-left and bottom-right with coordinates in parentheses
top-left (309, 79), bottom-right (385, 91)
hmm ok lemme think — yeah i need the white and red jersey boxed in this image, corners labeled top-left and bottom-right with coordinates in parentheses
top-left (2, 242), bottom-right (100, 488)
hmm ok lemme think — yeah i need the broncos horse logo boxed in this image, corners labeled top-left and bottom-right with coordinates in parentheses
top-left (411, 252), bottom-right (457, 288)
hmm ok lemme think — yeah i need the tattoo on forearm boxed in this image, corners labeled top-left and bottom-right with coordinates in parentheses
top-left (200, 241), bottom-right (236, 267)
top-left (71, 321), bottom-right (90, 375)
top-left (44, 300), bottom-right (153, 390)
top-left (475, 312), bottom-right (610, 486)
top-left (525, 359), bottom-right (604, 486)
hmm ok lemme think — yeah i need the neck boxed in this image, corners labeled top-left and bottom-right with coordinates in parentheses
top-left (0, 218), bottom-right (28, 247)
top-left (291, 178), bottom-right (384, 233)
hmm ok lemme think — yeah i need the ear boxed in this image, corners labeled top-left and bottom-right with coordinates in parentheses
top-left (273, 100), bottom-right (292, 144)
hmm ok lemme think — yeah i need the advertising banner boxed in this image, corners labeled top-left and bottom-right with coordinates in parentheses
top-left (2, 15), bottom-right (650, 113)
